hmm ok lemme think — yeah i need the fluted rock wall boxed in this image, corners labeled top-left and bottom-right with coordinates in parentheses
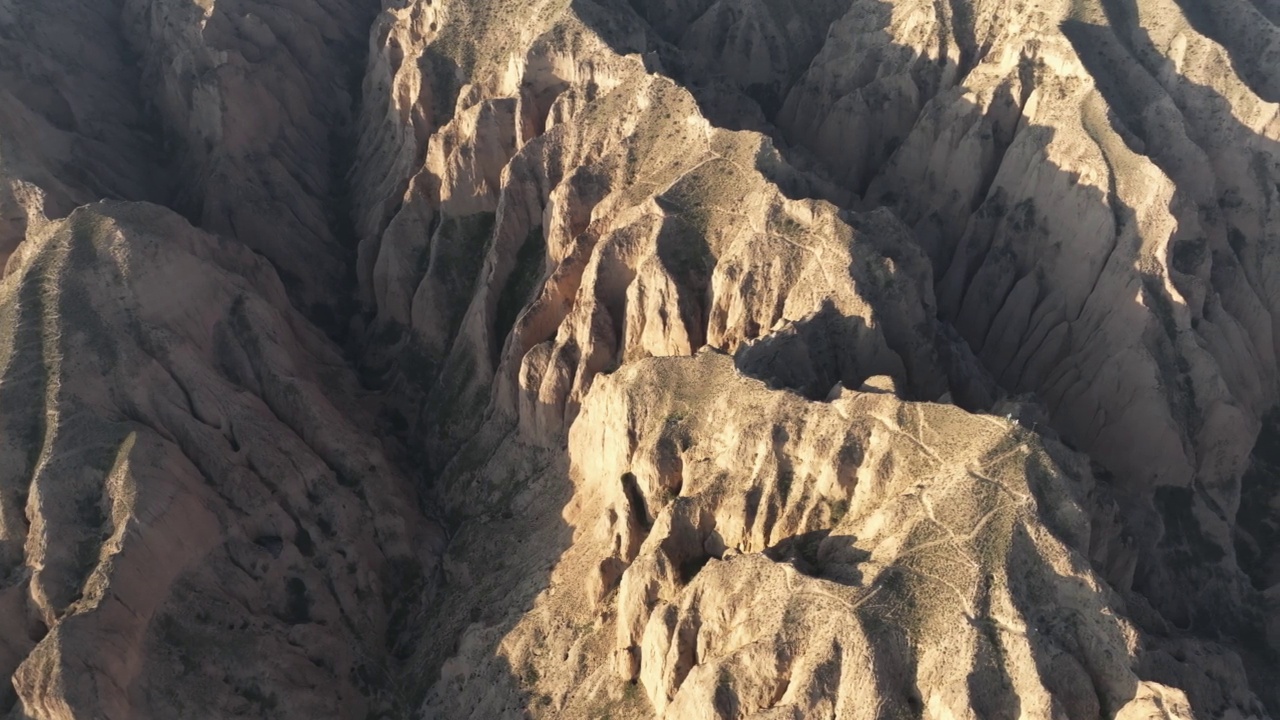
top-left (0, 0), bottom-right (1278, 717)
top-left (347, 0), bottom-right (1280, 716)
top-left (117, 0), bottom-right (379, 319)
top-left (769, 0), bottom-right (1280, 627)
top-left (0, 204), bottom-right (440, 718)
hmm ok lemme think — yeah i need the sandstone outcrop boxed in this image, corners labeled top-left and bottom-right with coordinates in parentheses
top-left (0, 0), bottom-right (1279, 717)
top-left (575, 352), bottom-right (1258, 719)
top-left (0, 0), bottom-right (167, 271)
top-left (119, 0), bottom-right (378, 320)
top-left (0, 203), bottom-right (440, 718)
top-left (352, 0), bottom-right (1279, 716)
top-left (772, 0), bottom-right (1280, 634)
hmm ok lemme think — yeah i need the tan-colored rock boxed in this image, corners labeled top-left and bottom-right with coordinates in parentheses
top-left (0, 203), bottom-right (441, 719)
top-left (367, 0), bottom-right (1279, 716)
top-left (0, 0), bottom-right (170, 273)
top-left (0, 0), bottom-right (1278, 716)
top-left (773, 0), bottom-right (1280, 632)
top-left (118, 0), bottom-right (377, 317)
top-left (418, 350), bottom-right (1266, 719)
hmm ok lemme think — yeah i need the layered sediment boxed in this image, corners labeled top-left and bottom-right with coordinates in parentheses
top-left (0, 0), bottom-right (1277, 717)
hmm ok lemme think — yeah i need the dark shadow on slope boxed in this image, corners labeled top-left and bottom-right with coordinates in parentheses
top-left (128, 0), bottom-right (379, 336)
top-left (730, 303), bottom-right (1001, 408)
top-left (1162, 0), bottom-right (1280, 103)
top-left (733, 302), bottom-right (893, 401)
top-left (576, 0), bottom-right (1280, 715)
top-left (1236, 409), bottom-right (1280, 591)
top-left (764, 529), bottom-right (870, 586)
top-left (934, 319), bottom-right (1002, 411)
top-left (967, 572), bottom-right (1023, 720)
top-left (572, 0), bottom-right (857, 202)
top-left (0, 0), bottom-right (172, 212)
top-left (406, 431), bottom-right (580, 718)
top-left (852, 570), bottom-right (927, 719)
top-left (1006, 525), bottom-right (1130, 719)
top-left (1060, 10), bottom-right (1280, 709)
top-left (599, 0), bottom-right (840, 121)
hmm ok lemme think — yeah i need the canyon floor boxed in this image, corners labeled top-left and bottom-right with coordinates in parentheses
top-left (0, 0), bottom-right (1278, 718)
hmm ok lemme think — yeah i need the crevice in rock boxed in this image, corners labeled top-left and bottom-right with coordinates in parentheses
top-left (1236, 408), bottom-right (1280, 591)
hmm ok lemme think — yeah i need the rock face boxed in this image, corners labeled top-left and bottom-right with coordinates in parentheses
top-left (0, 204), bottom-right (441, 718)
top-left (773, 0), bottom-right (1280, 636)
top-left (119, 0), bottom-right (379, 321)
top-left (0, 0), bottom-right (167, 269)
top-left (567, 352), bottom-right (1250, 719)
top-left (0, 0), bottom-right (1279, 718)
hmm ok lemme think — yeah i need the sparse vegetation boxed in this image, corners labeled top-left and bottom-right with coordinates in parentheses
top-left (829, 498), bottom-right (850, 525)
top-left (7, 0), bottom-right (1280, 716)
top-left (776, 467), bottom-right (793, 500)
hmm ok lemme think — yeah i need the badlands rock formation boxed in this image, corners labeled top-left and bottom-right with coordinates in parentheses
top-left (0, 0), bottom-right (1278, 718)
top-left (0, 204), bottom-right (440, 718)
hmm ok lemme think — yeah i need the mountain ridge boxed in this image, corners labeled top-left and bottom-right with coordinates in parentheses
top-left (0, 0), bottom-right (1277, 717)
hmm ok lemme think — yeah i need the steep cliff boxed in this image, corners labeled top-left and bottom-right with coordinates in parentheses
top-left (348, 0), bottom-right (1280, 716)
top-left (0, 204), bottom-right (441, 718)
top-left (0, 0), bottom-right (1277, 717)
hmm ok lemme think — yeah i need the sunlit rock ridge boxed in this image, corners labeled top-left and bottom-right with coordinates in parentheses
top-left (0, 0), bottom-right (1277, 717)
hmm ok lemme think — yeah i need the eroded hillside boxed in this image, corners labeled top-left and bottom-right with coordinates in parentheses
top-left (0, 0), bottom-right (1277, 718)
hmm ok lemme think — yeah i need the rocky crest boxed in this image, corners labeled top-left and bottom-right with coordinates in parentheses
top-left (0, 204), bottom-right (439, 718)
top-left (0, 0), bottom-right (1278, 718)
